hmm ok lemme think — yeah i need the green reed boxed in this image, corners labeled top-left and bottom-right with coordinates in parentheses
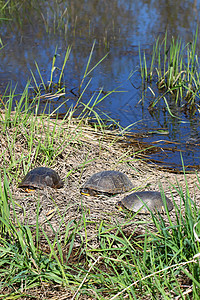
top-left (0, 39), bottom-right (199, 299)
top-left (140, 27), bottom-right (200, 113)
top-left (0, 93), bottom-right (200, 298)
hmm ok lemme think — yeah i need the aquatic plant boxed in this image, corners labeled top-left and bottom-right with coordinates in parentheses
top-left (0, 75), bottom-right (200, 298)
top-left (139, 28), bottom-right (200, 115)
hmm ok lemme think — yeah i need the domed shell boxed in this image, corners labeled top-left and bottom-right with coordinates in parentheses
top-left (81, 170), bottom-right (134, 196)
top-left (117, 191), bottom-right (173, 213)
top-left (18, 167), bottom-right (64, 190)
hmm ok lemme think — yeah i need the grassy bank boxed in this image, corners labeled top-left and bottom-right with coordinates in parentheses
top-left (0, 79), bottom-right (200, 299)
top-left (0, 1), bottom-right (200, 298)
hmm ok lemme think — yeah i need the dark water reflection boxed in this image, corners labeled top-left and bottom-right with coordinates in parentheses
top-left (0, 0), bottom-right (200, 170)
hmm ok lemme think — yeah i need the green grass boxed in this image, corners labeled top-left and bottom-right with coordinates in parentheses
top-left (0, 80), bottom-right (200, 298)
top-left (0, 167), bottom-right (200, 299)
top-left (139, 27), bottom-right (200, 114)
top-left (0, 31), bottom-right (199, 300)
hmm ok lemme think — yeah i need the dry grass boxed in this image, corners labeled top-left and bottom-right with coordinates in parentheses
top-left (1, 109), bottom-right (200, 299)
top-left (4, 112), bottom-right (198, 239)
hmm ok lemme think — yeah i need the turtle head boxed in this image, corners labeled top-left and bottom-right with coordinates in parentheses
top-left (80, 188), bottom-right (97, 196)
top-left (115, 200), bottom-right (124, 211)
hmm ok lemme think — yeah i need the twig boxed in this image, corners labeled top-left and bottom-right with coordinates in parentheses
top-left (193, 222), bottom-right (200, 242)
top-left (71, 256), bottom-right (101, 300)
top-left (174, 287), bottom-right (192, 300)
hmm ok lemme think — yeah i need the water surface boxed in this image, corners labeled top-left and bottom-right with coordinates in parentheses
top-left (0, 0), bottom-right (200, 170)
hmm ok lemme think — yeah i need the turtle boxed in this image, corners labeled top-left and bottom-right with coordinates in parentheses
top-left (18, 167), bottom-right (64, 190)
top-left (80, 170), bottom-right (134, 196)
top-left (117, 191), bottom-right (173, 213)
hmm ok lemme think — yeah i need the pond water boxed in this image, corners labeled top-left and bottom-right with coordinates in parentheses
top-left (0, 0), bottom-right (200, 171)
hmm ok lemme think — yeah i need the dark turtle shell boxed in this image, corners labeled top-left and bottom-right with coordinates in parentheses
top-left (117, 191), bottom-right (173, 213)
top-left (80, 170), bottom-right (134, 196)
top-left (18, 167), bottom-right (64, 190)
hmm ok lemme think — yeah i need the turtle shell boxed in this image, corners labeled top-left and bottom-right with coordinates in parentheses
top-left (81, 170), bottom-right (134, 196)
top-left (117, 191), bottom-right (173, 213)
top-left (18, 167), bottom-right (64, 190)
